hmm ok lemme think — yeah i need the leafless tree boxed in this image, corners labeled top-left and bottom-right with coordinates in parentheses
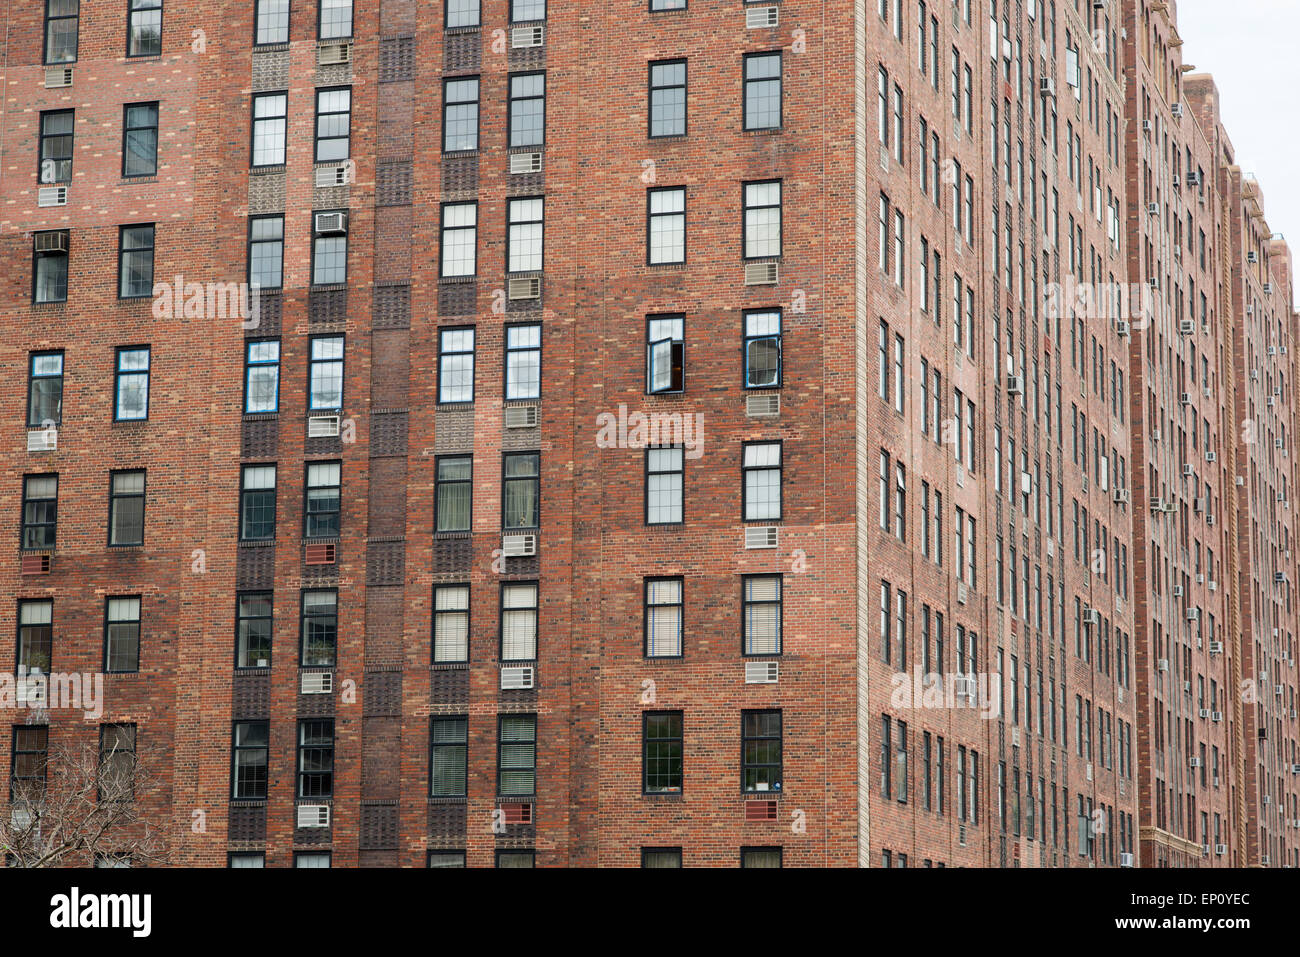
top-left (0, 728), bottom-right (170, 867)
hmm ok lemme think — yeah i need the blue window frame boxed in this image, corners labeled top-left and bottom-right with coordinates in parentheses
top-left (244, 339), bottom-right (281, 413)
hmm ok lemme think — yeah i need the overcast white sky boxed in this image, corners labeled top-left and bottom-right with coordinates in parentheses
top-left (1176, 0), bottom-right (1299, 302)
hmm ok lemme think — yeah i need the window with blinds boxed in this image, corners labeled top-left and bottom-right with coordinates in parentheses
top-left (742, 575), bottom-right (782, 656)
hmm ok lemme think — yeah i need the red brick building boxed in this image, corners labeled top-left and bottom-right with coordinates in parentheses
top-left (0, 0), bottom-right (1293, 868)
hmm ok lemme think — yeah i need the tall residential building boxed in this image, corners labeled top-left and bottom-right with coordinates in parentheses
top-left (0, 0), bottom-right (1293, 868)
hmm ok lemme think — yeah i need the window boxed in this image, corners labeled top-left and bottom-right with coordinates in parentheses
top-left (44, 0), bottom-right (79, 64)
top-left (10, 726), bottom-right (49, 802)
top-left (312, 211), bottom-right (348, 285)
top-left (647, 187), bottom-right (686, 265)
top-left (17, 600), bottom-right (53, 674)
top-left (126, 0), bottom-right (162, 57)
top-left (438, 327), bottom-right (476, 403)
top-left (229, 853), bottom-right (265, 868)
top-left (507, 197), bottom-right (544, 273)
top-left (644, 578), bottom-right (683, 658)
top-left (511, 0), bottom-right (545, 21)
top-left (122, 102), bottom-right (159, 177)
top-left (505, 324), bottom-right (541, 400)
top-left (98, 724), bottom-right (136, 800)
top-left (742, 710), bottom-right (782, 792)
top-left (239, 465), bottom-right (276, 541)
top-left (236, 592), bottom-right (273, 668)
top-left (244, 339), bottom-right (281, 413)
top-left (650, 0), bottom-right (686, 10)
top-left (38, 110), bottom-right (73, 183)
top-left (646, 315), bottom-right (684, 393)
top-left (642, 848), bottom-right (682, 868)
top-left (500, 582), bottom-right (538, 661)
top-left (118, 225), bottom-right (155, 298)
top-left (646, 446), bottom-right (683, 525)
top-left (21, 476), bottom-right (58, 550)
top-left (495, 850), bottom-right (534, 868)
top-left (432, 584), bottom-right (470, 662)
top-left (742, 575), bottom-right (782, 655)
top-left (113, 346), bottom-right (150, 421)
top-left (497, 714), bottom-right (536, 796)
top-left (308, 335), bottom-right (344, 410)
top-left (304, 462), bottom-right (341, 538)
top-left (104, 597), bottom-right (141, 672)
top-left (742, 441), bottom-right (782, 521)
top-left (440, 202), bottom-right (477, 277)
top-left (435, 456), bottom-right (473, 533)
top-left (319, 0), bottom-right (352, 38)
top-left (743, 52), bottom-right (782, 130)
top-left (743, 180), bottom-right (782, 259)
top-left (442, 77), bottom-right (479, 152)
top-left (33, 231), bottom-right (68, 304)
top-left (741, 847), bottom-right (782, 868)
top-left (643, 711), bottom-right (683, 793)
top-left (27, 352), bottom-right (63, 428)
top-left (428, 851), bottom-right (466, 868)
top-left (314, 88), bottom-right (351, 161)
top-left (109, 470), bottom-right (145, 546)
top-left (300, 589), bottom-right (338, 667)
top-left (429, 717), bottom-right (468, 797)
top-left (446, 0), bottom-right (480, 29)
top-left (248, 215), bottom-right (284, 289)
top-left (743, 310), bottom-right (781, 389)
top-left (502, 452), bottom-right (539, 529)
top-left (231, 721), bottom-right (270, 798)
top-left (297, 719), bottom-right (334, 798)
top-left (254, 0), bottom-right (288, 44)
top-left (649, 60), bottom-right (687, 137)
top-left (251, 93), bottom-right (287, 167)
top-left (509, 72), bottom-right (546, 146)
top-left (295, 852), bottom-right (331, 868)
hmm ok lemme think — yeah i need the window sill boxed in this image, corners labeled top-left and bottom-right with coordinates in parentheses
top-left (107, 544), bottom-right (144, 551)
top-left (235, 665), bottom-right (272, 674)
top-left (443, 149), bottom-right (480, 159)
top-left (431, 662), bottom-right (470, 671)
top-left (433, 531), bottom-right (473, 540)
top-left (643, 791), bottom-right (684, 800)
top-left (252, 43), bottom-right (290, 53)
top-left (438, 275), bottom-right (477, 285)
top-left (444, 26), bottom-right (481, 36)
top-left (427, 796), bottom-right (468, 805)
top-left (647, 262), bottom-right (686, 270)
top-left (110, 419), bottom-right (149, 429)
top-left (120, 175), bottom-right (158, 185)
top-left (238, 539), bottom-right (275, 548)
top-left (242, 412), bottom-right (279, 422)
top-left (742, 127), bottom-right (785, 136)
top-left (250, 165), bottom-right (286, 176)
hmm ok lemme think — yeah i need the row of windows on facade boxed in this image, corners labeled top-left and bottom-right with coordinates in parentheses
top-left (40, 0), bottom-right (357, 65)
top-left (229, 847), bottom-right (785, 869)
top-left (11, 571), bottom-right (784, 673)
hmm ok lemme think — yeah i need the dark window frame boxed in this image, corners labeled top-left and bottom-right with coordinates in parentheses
top-left (43, 0), bottom-right (79, 65)
top-left (31, 230), bottom-right (69, 304)
top-left (295, 717), bottom-right (335, 799)
top-left (26, 350), bottom-right (64, 428)
top-left (741, 439), bottom-right (783, 522)
top-left (741, 709), bottom-right (783, 793)
top-left (644, 444), bottom-right (684, 526)
top-left (742, 50), bottom-right (784, 131)
top-left (742, 308), bottom-right (783, 390)
top-left (643, 576), bottom-right (684, 659)
top-left (504, 322), bottom-right (542, 401)
top-left (434, 454), bottom-right (473, 534)
top-left (429, 715), bottom-right (469, 798)
top-left (313, 86), bottom-right (352, 162)
top-left (20, 474), bottom-right (59, 551)
top-left (642, 710), bottom-right (684, 795)
top-left (496, 712), bottom-right (537, 797)
top-left (648, 58), bottom-right (687, 138)
top-left (742, 178), bottom-right (783, 260)
top-left (741, 573), bottom-right (783, 657)
top-left (107, 469), bottom-right (146, 547)
top-left (116, 223), bottom-right (155, 299)
top-left (121, 101), bottom-right (159, 177)
top-left (113, 344), bottom-right (151, 422)
top-left (235, 591), bottom-right (274, 670)
top-left (125, 0), bottom-right (164, 58)
top-left (102, 594), bottom-right (142, 673)
top-left (501, 451), bottom-right (540, 530)
top-left (299, 587), bottom-right (338, 668)
top-left (303, 459), bottom-right (341, 540)
top-left (38, 109), bottom-right (74, 183)
top-left (508, 70), bottom-right (546, 147)
top-left (441, 75), bottom-right (481, 153)
top-left (437, 325), bottom-right (477, 405)
top-left (238, 463), bottom-right (277, 542)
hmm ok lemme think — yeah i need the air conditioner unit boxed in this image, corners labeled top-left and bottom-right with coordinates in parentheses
top-left (958, 823), bottom-right (968, 846)
top-left (1180, 392), bottom-right (1191, 406)
top-left (1164, 502), bottom-right (1179, 514)
top-left (1119, 852), bottom-right (1135, 868)
top-left (1178, 319), bottom-right (1195, 335)
top-left (33, 231), bottom-right (67, 253)
top-left (1199, 708), bottom-right (1210, 718)
top-left (1086, 762), bottom-right (1093, 782)
top-left (746, 5), bottom-right (779, 28)
top-left (502, 533), bottom-right (537, 557)
top-left (744, 262), bottom-right (779, 285)
top-left (509, 151), bottom-right (543, 175)
top-left (1153, 429), bottom-right (1162, 442)
top-left (1186, 608), bottom-right (1200, 621)
top-left (1172, 175), bottom-right (1181, 189)
top-left (1215, 843), bottom-right (1227, 856)
top-left (300, 672), bottom-right (334, 694)
top-left (317, 41), bottom-right (352, 65)
top-left (1236, 476), bottom-right (1246, 486)
top-left (1275, 571), bottom-right (1285, 584)
top-left (314, 211), bottom-right (347, 234)
top-left (1147, 202), bottom-right (1159, 216)
top-left (297, 804), bottom-right (330, 828)
top-left (1142, 119), bottom-right (1153, 132)
top-left (1083, 608), bottom-right (1101, 626)
top-left (1212, 711), bottom-right (1223, 722)
top-left (500, 665), bottom-right (535, 690)
top-left (1171, 103), bottom-right (1184, 118)
top-left (1115, 319), bottom-right (1130, 337)
top-left (953, 676), bottom-right (977, 697)
top-left (1267, 396), bottom-right (1276, 407)
top-left (1205, 451), bottom-right (1216, 462)
top-left (1158, 658), bottom-right (1169, 671)
top-left (746, 393), bottom-right (780, 418)
top-left (1264, 283), bottom-right (1274, 295)
top-left (957, 582), bottom-right (969, 605)
top-left (1150, 276), bottom-right (1160, 289)
top-left (1188, 171), bottom-right (1202, 186)
top-left (1246, 305), bottom-right (1255, 316)
top-left (1173, 584), bottom-right (1184, 597)
top-left (508, 276), bottom-right (541, 300)
top-left (745, 526), bottom-right (778, 549)
top-left (503, 404), bottom-right (540, 429)
top-left (1292, 764), bottom-right (1300, 774)
top-left (1113, 488), bottom-right (1130, 505)
top-left (307, 414), bottom-right (341, 438)
top-left (1208, 581), bottom-right (1217, 592)
top-left (1247, 251), bottom-right (1258, 263)
top-left (1276, 438), bottom-right (1285, 449)
top-left (1182, 463), bottom-right (1194, 477)
top-left (745, 661), bottom-right (779, 684)
top-left (1007, 374), bottom-right (1024, 395)
top-left (26, 429), bottom-right (57, 453)
top-left (1150, 497), bottom-right (1167, 512)
top-left (1251, 369), bottom-right (1260, 380)
top-left (1189, 757), bottom-right (1202, 767)
top-left (315, 165), bottom-right (349, 188)
top-left (37, 186), bottom-right (67, 207)
top-left (44, 66), bottom-right (72, 88)
top-left (1010, 726), bottom-right (1021, 747)
top-left (1039, 76), bottom-right (1056, 97)
top-left (511, 25), bottom-right (545, 48)
top-left (1196, 573), bottom-right (1204, 584)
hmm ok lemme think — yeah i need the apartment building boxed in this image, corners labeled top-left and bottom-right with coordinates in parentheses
top-left (0, 0), bottom-right (1293, 868)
